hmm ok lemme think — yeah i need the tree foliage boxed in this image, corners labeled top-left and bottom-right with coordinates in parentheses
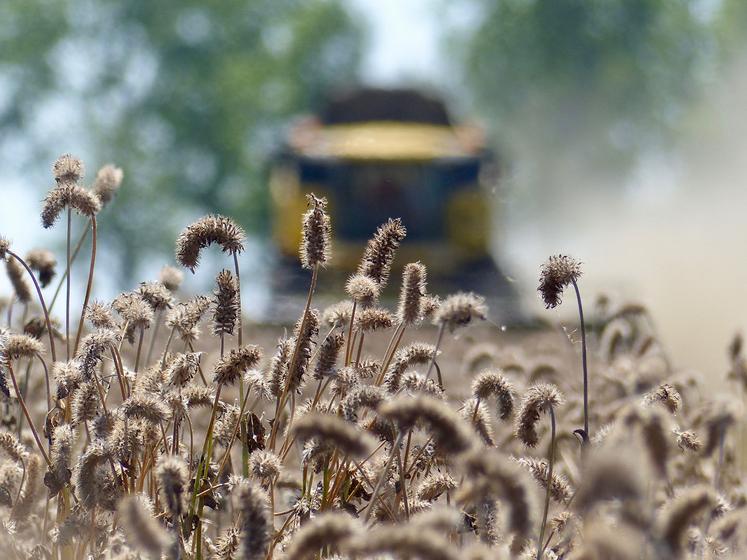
top-left (457, 0), bottom-right (710, 183)
top-left (0, 0), bottom-right (362, 279)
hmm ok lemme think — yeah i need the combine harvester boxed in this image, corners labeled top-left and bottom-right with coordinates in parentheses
top-left (268, 88), bottom-right (521, 322)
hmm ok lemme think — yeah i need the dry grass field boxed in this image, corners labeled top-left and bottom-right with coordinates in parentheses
top-left (0, 154), bottom-right (743, 560)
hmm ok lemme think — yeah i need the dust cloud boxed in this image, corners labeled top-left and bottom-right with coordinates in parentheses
top-left (500, 55), bottom-right (747, 378)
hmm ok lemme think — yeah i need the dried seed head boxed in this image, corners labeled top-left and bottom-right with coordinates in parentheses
top-left (515, 456), bottom-right (572, 504)
top-left (25, 248), bottom-right (57, 287)
top-left (384, 342), bottom-right (438, 394)
top-left (156, 454), bottom-right (188, 517)
top-left (266, 337), bottom-right (293, 398)
top-left (702, 405), bottom-right (737, 457)
top-left (2, 333), bottom-right (44, 361)
top-left (459, 448), bottom-right (535, 554)
top-left (215, 527), bottom-right (241, 560)
top-left (47, 425), bottom-right (74, 496)
top-left (538, 255), bottom-right (582, 309)
top-left (421, 294), bottom-right (441, 320)
top-left (74, 443), bottom-right (111, 508)
top-left (249, 450), bottom-right (281, 482)
top-left (166, 295), bottom-right (211, 342)
top-left (86, 301), bottom-right (117, 330)
top-left (433, 292), bottom-right (487, 331)
top-left (159, 265), bottom-right (183, 291)
top-left (471, 369), bottom-right (515, 420)
top-left (5, 257), bottom-right (31, 303)
top-left (0, 238), bottom-right (9, 261)
top-left (675, 429), bottom-right (702, 452)
top-left (286, 309), bottom-right (319, 393)
top-left (120, 394), bottom-right (170, 425)
top-left (11, 453), bottom-right (41, 520)
top-left (574, 449), bottom-right (645, 513)
top-left (41, 183), bottom-right (101, 228)
top-left (91, 163), bottom-right (123, 206)
top-left (166, 352), bottom-right (201, 387)
top-left (341, 385), bottom-right (384, 422)
top-left (118, 494), bottom-right (171, 557)
top-left (322, 300), bottom-right (354, 328)
top-left (175, 214), bottom-right (245, 271)
top-left (53, 360), bottom-right (82, 399)
top-left (113, 292), bottom-right (154, 334)
top-left (416, 471), bottom-right (457, 502)
top-left (357, 218), bottom-right (407, 288)
top-left (313, 331), bottom-right (344, 380)
top-left (397, 262), bottom-right (427, 324)
top-left (345, 274), bottom-right (380, 307)
top-left (293, 412), bottom-right (376, 459)
top-left (643, 383), bottom-right (682, 414)
top-left (72, 382), bottom-right (99, 425)
top-left (52, 154), bottom-right (84, 183)
top-left (237, 480), bottom-right (271, 560)
top-left (515, 384), bottom-right (564, 447)
top-left (77, 329), bottom-right (119, 379)
top-left (137, 281), bottom-right (173, 311)
top-left (0, 432), bottom-right (28, 463)
top-left (660, 486), bottom-right (716, 556)
top-left (352, 525), bottom-right (459, 560)
top-left (381, 394), bottom-right (477, 455)
top-left (213, 345), bottom-right (262, 386)
top-left (355, 306), bottom-right (394, 332)
top-left (285, 512), bottom-right (361, 560)
top-left (300, 194), bottom-right (332, 269)
top-left (460, 398), bottom-right (495, 446)
top-left (212, 269), bottom-right (239, 337)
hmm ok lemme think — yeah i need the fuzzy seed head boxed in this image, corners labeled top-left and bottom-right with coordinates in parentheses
top-left (25, 248), bottom-right (57, 287)
top-left (0, 238), bottom-right (9, 261)
top-left (175, 214), bottom-right (245, 271)
top-left (249, 450), bottom-right (281, 482)
top-left (5, 257), bottom-right (31, 303)
top-left (322, 300), bottom-right (354, 328)
top-left (515, 384), bottom-right (564, 447)
top-left (381, 394), bottom-right (477, 455)
top-left (471, 369), bottom-right (515, 420)
top-left (300, 194), bottom-right (332, 269)
top-left (516, 456), bottom-right (572, 504)
top-left (293, 412), bottom-right (376, 459)
top-left (433, 292), bottom-right (487, 331)
top-left (138, 281), bottom-right (173, 311)
top-left (120, 394), bottom-right (170, 425)
top-left (212, 269), bottom-right (240, 337)
top-left (2, 333), bottom-right (44, 361)
top-left (355, 306), bottom-right (394, 332)
top-left (213, 345), bottom-right (262, 386)
top-left (118, 494), bottom-right (171, 557)
top-left (41, 183), bottom-right (101, 228)
top-left (237, 481), bottom-right (271, 560)
top-left (397, 262), bottom-right (427, 324)
top-left (166, 352), bottom-right (202, 387)
top-left (156, 455), bottom-right (188, 517)
top-left (357, 218), bottom-right (407, 288)
top-left (538, 255), bottom-right (582, 309)
top-left (52, 154), bottom-right (84, 182)
top-left (159, 265), bottom-right (183, 291)
top-left (91, 163), bottom-right (123, 205)
top-left (313, 331), bottom-right (344, 380)
top-left (345, 274), bottom-right (379, 307)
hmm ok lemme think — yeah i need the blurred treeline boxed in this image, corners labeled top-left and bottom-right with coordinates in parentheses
top-left (2, 0), bottom-right (747, 280)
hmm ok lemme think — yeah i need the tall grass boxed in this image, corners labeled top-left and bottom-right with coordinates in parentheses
top-left (0, 154), bottom-right (743, 559)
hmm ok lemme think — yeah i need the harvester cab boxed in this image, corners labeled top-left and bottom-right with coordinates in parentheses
top-left (269, 88), bottom-right (517, 317)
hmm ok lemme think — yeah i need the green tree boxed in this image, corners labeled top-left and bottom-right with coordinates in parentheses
top-left (0, 0), bottom-right (363, 280)
top-left (453, 0), bottom-right (710, 201)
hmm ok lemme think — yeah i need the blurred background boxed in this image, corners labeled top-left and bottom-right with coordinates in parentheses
top-left (2, 0), bottom-right (747, 376)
